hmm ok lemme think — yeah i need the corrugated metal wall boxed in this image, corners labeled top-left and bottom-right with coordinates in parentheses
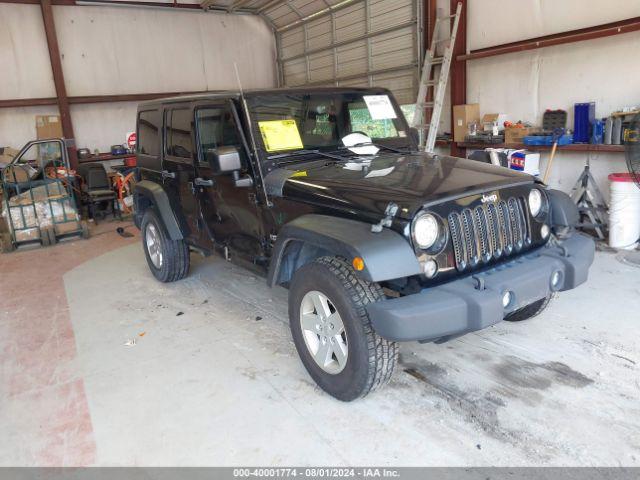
top-left (276, 0), bottom-right (421, 105)
top-left (0, 3), bottom-right (277, 151)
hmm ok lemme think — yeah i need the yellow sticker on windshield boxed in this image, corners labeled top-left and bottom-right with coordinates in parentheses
top-left (258, 120), bottom-right (304, 152)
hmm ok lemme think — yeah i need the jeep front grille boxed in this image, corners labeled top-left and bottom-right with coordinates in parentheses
top-left (448, 197), bottom-right (531, 271)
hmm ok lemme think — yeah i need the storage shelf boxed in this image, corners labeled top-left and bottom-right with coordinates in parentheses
top-left (458, 142), bottom-right (625, 153)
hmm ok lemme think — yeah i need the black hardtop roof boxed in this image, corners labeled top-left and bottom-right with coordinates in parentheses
top-left (137, 86), bottom-right (391, 110)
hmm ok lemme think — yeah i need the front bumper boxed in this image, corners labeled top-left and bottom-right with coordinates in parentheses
top-left (367, 233), bottom-right (595, 342)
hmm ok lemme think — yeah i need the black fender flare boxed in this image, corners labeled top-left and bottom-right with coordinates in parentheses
top-left (547, 189), bottom-right (579, 229)
top-left (267, 214), bottom-right (421, 287)
top-left (134, 180), bottom-right (184, 240)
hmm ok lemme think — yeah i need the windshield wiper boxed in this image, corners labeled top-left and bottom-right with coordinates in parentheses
top-left (339, 142), bottom-right (414, 154)
top-left (268, 149), bottom-right (351, 163)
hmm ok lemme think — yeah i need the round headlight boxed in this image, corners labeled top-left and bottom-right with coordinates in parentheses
top-left (413, 213), bottom-right (439, 249)
top-left (529, 189), bottom-right (543, 217)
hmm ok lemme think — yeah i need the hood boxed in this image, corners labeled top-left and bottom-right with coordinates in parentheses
top-left (266, 152), bottom-right (534, 220)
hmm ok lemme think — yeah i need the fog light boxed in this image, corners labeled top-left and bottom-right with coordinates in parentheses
top-left (502, 291), bottom-right (513, 308)
top-left (551, 270), bottom-right (563, 290)
top-left (423, 259), bottom-right (438, 278)
top-left (541, 224), bottom-right (550, 239)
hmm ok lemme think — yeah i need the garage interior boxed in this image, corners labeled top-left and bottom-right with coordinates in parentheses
top-left (1, 0), bottom-right (640, 468)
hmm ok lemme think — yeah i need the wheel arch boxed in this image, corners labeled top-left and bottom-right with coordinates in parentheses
top-left (547, 189), bottom-right (579, 229)
top-left (267, 214), bottom-right (421, 287)
top-left (134, 180), bottom-right (184, 240)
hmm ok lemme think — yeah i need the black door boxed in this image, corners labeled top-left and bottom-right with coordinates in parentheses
top-left (162, 105), bottom-right (200, 243)
top-left (193, 102), bottom-right (265, 261)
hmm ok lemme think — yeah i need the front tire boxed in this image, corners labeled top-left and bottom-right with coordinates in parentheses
top-left (504, 293), bottom-right (555, 322)
top-left (141, 208), bottom-right (190, 283)
top-left (289, 256), bottom-right (398, 401)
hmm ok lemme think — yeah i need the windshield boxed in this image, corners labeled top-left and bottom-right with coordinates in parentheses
top-left (246, 92), bottom-right (413, 156)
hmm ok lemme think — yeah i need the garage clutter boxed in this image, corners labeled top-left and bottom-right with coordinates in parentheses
top-left (454, 102), bottom-right (640, 249)
top-left (453, 101), bottom-right (638, 147)
top-left (0, 115), bottom-right (137, 252)
top-left (3, 183), bottom-right (80, 243)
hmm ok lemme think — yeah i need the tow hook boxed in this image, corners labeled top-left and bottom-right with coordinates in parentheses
top-left (472, 275), bottom-right (486, 291)
top-left (547, 234), bottom-right (570, 257)
top-left (371, 202), bottom-right (399, 233)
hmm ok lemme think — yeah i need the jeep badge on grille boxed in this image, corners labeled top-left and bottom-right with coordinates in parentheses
top-left (481, 193), bottom-right (498, 203)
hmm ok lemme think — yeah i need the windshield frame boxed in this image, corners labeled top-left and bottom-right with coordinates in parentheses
top-left (244, 89), bottom-right (416, 166)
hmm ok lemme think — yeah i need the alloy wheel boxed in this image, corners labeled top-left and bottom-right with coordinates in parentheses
top-left (299, 290), bottom-right (348, 374)
top-left (145, 223), bottom-right (163, 268)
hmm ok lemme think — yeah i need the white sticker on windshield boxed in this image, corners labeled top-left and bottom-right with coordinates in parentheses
top-left (363, 95), bottom-right (397, 120)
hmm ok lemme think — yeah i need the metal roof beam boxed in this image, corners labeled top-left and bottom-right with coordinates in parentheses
top-left (276, 0), bottom-right (361, 32)
top-left (458, 15), bottom-right (640, 61)
top-left (227, 0), bottom-right (251, 12)
top-left (257, 0), bottom-right (287, 14)
top-left (0, 90), bottom-right (215, 109)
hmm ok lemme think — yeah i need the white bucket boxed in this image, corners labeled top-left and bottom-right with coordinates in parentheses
top-left (608, 173), bottom-right (640, 250)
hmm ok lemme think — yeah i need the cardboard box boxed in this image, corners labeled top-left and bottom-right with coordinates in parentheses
top-left (504, 127), bottom-right (539, 145)
top-left (0, 146), bottom-right (19, 166)
top-left (481, 113), bottom-right (508, 132)
top-left (453, 104), bottom-right (480, 142)
top-left (3, 184), bottom-right (79, 243)
top-left (508, 150), bottom-right (540, 176)
top-left (36, 115), bottom-right (63, 139)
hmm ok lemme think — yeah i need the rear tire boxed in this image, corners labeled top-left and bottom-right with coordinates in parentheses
top-left (504, 293), bottom-right (556, 322)
top-left (141, 208), bottom-right (190, 283)
top-left (288, 256), bottom-right (398, 401)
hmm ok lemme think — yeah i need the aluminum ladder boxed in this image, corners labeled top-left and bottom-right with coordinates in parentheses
top-left (412, 2), bottom-right (462, 152)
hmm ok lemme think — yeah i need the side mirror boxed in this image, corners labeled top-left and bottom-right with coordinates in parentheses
top-left (206, 146), bottom-right (242, 173)
top-left (232, 171), bottom-right (253, 188)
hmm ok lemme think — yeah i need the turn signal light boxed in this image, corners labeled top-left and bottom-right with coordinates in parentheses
top-left (352, 257), bottom-right (365, 271)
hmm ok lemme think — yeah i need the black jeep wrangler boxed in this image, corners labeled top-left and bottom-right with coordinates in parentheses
top-left (133, 87), bottom-right (594, 401)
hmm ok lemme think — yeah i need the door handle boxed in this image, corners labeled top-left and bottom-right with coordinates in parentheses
top-left (194, 177), bottom-right (214, 187)
top-left (161, 170), bottom-right (176, 179)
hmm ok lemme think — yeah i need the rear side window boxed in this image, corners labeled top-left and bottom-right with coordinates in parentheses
top-left (137, 110), bottom-right (161, 156)
top-left (166, 108), bottom-right (193, 159)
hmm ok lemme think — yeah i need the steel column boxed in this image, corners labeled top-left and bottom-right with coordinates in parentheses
top-left (40, 0), bottom-right (78, 168)
top-left (449, 0), bottom-right (466, 157)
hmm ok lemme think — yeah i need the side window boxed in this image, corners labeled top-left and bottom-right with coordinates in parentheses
top-left (16, 141), bottom-right (62, 168)
top-left (7, 140), bottom-right (63, 181)
top-left (137, 110), bottom-right (161, 156)
top-left (166, 108), bottom-right (193, 159)
top-left (195, 105), bottom-right (244, 166)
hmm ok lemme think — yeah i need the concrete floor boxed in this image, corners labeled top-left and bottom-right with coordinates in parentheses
top-left (1, 223), bottom-right (639, 466)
